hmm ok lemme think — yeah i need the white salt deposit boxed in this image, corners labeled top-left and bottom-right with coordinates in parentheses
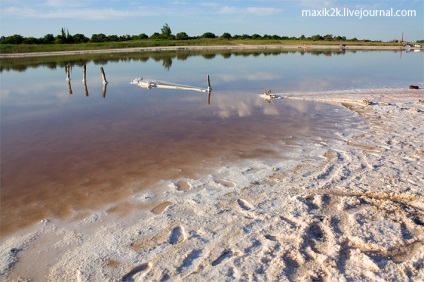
top-left (1, 88), bottom-right (423, 281)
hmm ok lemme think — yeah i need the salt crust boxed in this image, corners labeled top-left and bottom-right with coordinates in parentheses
top-left (1, 88), bottom-right (423, 281)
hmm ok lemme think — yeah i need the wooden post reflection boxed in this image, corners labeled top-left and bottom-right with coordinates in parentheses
top-left (82, 65), bottom-right (87, 83)
top-left (207, 74), bottom-right (211, 91)
top-left (83, 83), bottom-right (89, 97)
top-left (102, 83), bottom-right (107, 98)
top-left (65, 64), bottom-right (72, 94)
top-left (207, 74), bottom-right (212, 105)
top-left (67, 80), bottom-right (73, 94)
top-left (100, 67), bottom-right (108, 84)
top-left (65, 64), bottom-right (71, 81)
top-left (82, 65), bottom-right (89, 96)
top-left (100, 67), bottom-right (107, 98)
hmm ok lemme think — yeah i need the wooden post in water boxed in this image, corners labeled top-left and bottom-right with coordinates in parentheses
top-left (65, 64), bottom-right (71, 81)
top-left (207, 74), bottom-right (211, 91)
top-left (100, 67), bottom-right (108, 84)
top-left (82, 65), bottom-right (89, 96)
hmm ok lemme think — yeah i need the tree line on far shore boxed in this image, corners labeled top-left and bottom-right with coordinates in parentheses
top-left (1, 24), bottom-right (422, 45)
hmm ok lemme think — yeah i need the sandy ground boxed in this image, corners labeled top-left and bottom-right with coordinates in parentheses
top-left (1, 89), bottom-right (423, 281)
top-left (0, 44), bottom-right (416, 58)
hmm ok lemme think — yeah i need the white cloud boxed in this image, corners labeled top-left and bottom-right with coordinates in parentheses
top-left (218, 71), bottom-right (282, 82)
top-left (199, 2), bottom-right (220, 8)
top-left (44, 0), bottom-right (87, 8)
top-left (217, 6), bottom-right (281, 15)
top-left (217, 6), bottom-right (238, 14)
top-left (287, 0), bottom-right (339, 8)
top-left (1, 1), bottom-right (281, 20)
top-left (246, 7), bottom-right (281, 15)
top-left (170, 0), bottom-right (188, 5)
top-left (3, 6), bottom-right (159, 19)
top-left (299, 0), bottom-right (336, 8)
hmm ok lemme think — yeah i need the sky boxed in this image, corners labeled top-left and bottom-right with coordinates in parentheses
top-left (0, 0), bottom-right (423, 41)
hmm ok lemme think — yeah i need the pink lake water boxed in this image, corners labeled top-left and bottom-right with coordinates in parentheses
top-left (1, 49), bottom-right (422, 236)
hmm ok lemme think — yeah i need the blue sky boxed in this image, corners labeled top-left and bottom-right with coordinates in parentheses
top-left (1, 0), bottom-right (423, 41)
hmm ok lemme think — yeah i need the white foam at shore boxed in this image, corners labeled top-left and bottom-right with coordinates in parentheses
top-left (1, 88), bottom-right (423, 281)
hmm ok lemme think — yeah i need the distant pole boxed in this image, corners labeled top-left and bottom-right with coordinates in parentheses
top-left (100, 67), bottom-right (108, 84)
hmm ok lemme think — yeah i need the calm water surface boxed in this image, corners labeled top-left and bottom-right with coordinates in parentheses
top-left (1, 50), bottom-right (423, 235)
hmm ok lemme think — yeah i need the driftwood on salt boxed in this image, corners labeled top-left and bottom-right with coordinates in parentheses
top-left (131, 75), bottom-right (212, 104)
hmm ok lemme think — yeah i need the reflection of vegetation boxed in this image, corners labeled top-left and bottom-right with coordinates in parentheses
top-left (221, 52), bottom-right (232, 59)
top-left (202, 54), bottom-right (216, 60)
top-left (162, 57), bottom-right (173, 70)
top-left (310, 50), bottom-right (334, 56)
top-left (0, 49), bottom-right (362, 72)
top-left (176, 54), bottom-right (189, 61)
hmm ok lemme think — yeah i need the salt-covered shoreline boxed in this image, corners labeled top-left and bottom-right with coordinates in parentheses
top-left (0, 44), bottom-right (414, 59)
top-left (1, 89), bottom-right (423, 281)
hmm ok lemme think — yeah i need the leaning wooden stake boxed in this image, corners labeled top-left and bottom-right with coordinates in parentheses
top-left (100, 67), bottom-right (108, 84)
top-left (207, 74), bottom-right (211, 91)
